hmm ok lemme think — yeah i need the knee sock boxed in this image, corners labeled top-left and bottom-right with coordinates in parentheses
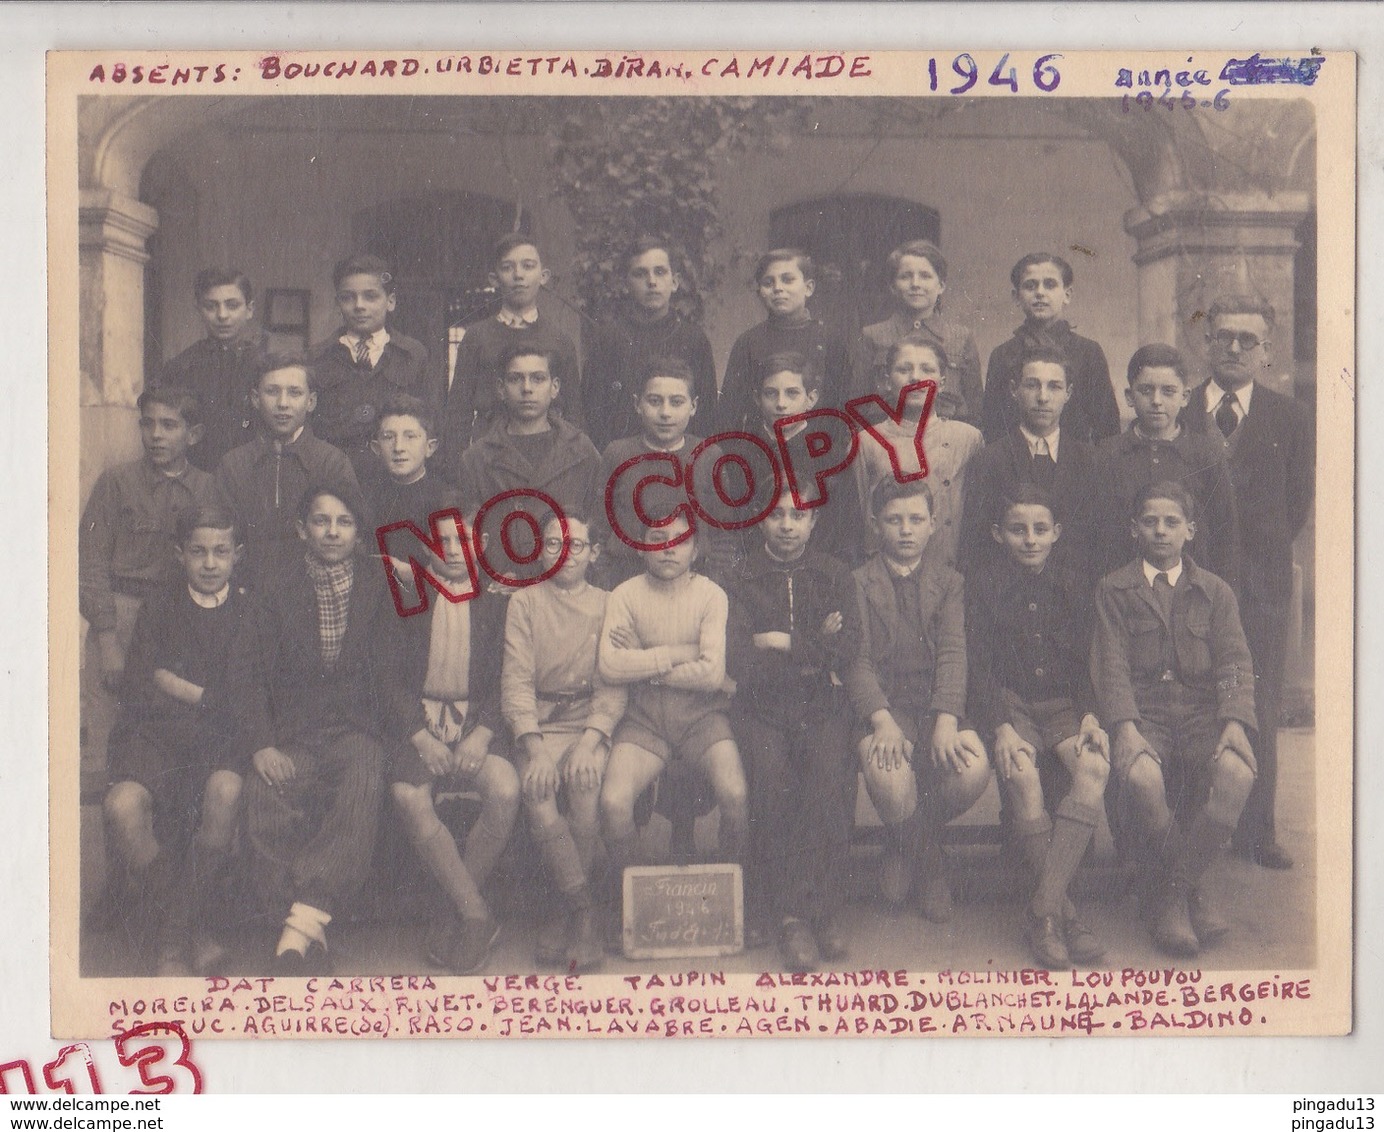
top-left (1175, 810), bottom-right (1237, 891)
top-left (189, 843), bottom-right (230, 933)
top-left (277, 901), bottom-right (331, 957)
top-left (463, 796), bottom-right (514, 889)
top-left (533, 817), bottom-right (587, 896)
top-left (604, 831), bottom-right (639, 905)
top-left (1011, 813), bottom-right (1053, 884)
top-left (717, 806), bottom-right (748, 865)
top-left (1033, 799), bottom-right (1101, 919)
top-left (410, 814), bottom-right (484, 920)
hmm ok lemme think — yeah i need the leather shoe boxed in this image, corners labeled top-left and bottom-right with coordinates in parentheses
top-left (1063, 915), bottom-right (1107, 965)
top-left (449, 916), bottom-right (501, 975)
top-left (566, 907), bottom-right (604, 973)
top-left (1025, 912), bottom-right (1069, 970)
top-left (813, 915), bottom-right (848, 962)
top-left (534, 909), bottom-right (568, 966)
top-left (1188, 889), bottom-right (1230, 947)
top-left (916, 866), bottom-right (954, 924)
top-left (1251, 842), bottom-right (1295, 870)
top-left (274, 940), bottom-right (332, 977)
top-left (778, 918), bottom-right (819, 973)
top-left (1150, 889), bottom-right (1200, 957)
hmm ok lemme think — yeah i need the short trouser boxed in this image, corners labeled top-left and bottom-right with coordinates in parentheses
top-left (612, 685), bottom-right (733, 764)
top-left (1112, 683), bottom-right (1248, 814)
top-left (106, 713), bottom-right (242, 842)
top-left (390, 698), bottom-right (507, 787)
top-left (1002, 690), bottom-right (1082, 756)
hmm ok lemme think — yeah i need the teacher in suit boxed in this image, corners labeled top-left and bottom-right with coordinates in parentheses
top-left (1183, 294), bottom-right (1314, 870)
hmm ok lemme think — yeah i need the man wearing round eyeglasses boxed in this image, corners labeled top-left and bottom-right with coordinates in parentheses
top-left (1184, 294), bottom-right (1315, 871)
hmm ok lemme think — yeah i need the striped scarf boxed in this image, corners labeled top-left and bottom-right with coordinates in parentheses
top-left (305, 555), bottom-right (354, 665)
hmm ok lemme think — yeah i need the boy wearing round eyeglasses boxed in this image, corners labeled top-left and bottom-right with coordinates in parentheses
top-left (1182, 295), bottom-right (1314, 871)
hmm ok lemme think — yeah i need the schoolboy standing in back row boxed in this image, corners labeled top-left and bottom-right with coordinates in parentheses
top-left (582, 237), bottom-right (717, 451)
top-left (980, 253), bottom-right (1119, 445)
top-left (158, 268), bottom-right (266, 471)
top-left (1181, 295), bottom-right (1314, 871)
top-left (443, 233), bottom-right (583, 456)
top-left (311, 254), bottom-right (436, 480)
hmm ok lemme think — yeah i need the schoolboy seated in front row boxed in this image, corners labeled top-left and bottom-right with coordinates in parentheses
top-left (390, 501), bottom-right (519, 976)
top-left (962, 344), bottom-right (1100, 579)
top-left (502, 511), bottom-right (626, 971)
top-left (232, 483), bottom-right (406, 974)
top-left (102, 505), bottom-right (249, 976)
top-left (456, 343), bottom-right (603, 583)
top-left (597, 515), bottom-right (748, 947)
top-left (724, 490), bottom-right (860, 971)
top-left (81, 386), bottom-right (219, 705)
top-left (1092, 344), bottom-right (1240, 588)
top-left (600, 357), bottom-right (734, 587)
top-left (1091, 481), bottom-right (1257, 957)
top-left (215, 354), bottom-right (360, 584)
top-left (966, 484), bottom-right (1109, 969)
top-left (843, 479), bottom-right (991, 922)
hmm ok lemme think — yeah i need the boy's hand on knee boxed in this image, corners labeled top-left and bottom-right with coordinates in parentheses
top-left (992, 723), bottom-right (1036, 781)
top-left (564, 735), bottom-right (606, 794)
top-left (452, 727), bottom-right (493, 778)
top-left (820, 610), bottom-right (843, 636)
top-left (1215, 721), bottom-right (1256, 773)
top-left (523, 752), bottom-right (561, 803)
top-left (930, 714), bottom-right (971, 773)
top-left (252, 747), bottom-right (296, 788)
top-left (97, 633), bottom-right (126, 692)
top-left (867, 713), bottom-right (912, 772)
top-left (1078, 714), bottom-right (1111, 763)
top-left (411, 729), bottom-right (453, 778)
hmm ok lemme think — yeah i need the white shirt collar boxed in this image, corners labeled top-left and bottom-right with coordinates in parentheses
top-left (496, 306), bottom-right (539, 328)
top-left (188, 583), bottom-right (230, 609)
top-left (1018, 424), bottom-right (1060, 461)
top-left (1142, 559), bottom-right (1184, 589)
top-left (1206, 380), bottom-right (1254, 417)
top-left (338, 327), bottom-right (390, 366)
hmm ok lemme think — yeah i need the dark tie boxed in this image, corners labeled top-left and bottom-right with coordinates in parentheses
top-left (1031, 437), bottom-right (1056, 485)
top-left (1214, 391), bottom-right (1240, 439)
top-left (1153, 571), bottom-right (1175, 621)
top-left (354, 336), bottom-right (372, 368)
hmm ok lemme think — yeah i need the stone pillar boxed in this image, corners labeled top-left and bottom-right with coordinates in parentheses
top-left (79, 188), bottom-right (159, 502)
top-left (1123, 190), bottom-right (1310, 395)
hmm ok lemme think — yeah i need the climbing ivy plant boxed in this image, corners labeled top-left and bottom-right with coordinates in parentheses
top-left (550, 97), bottom-right (814, 320)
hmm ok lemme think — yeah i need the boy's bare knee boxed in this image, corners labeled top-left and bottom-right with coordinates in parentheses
top-left (103, 781), bottom-right (151, 828)
top-left (204, 770), bottom-right (243, 812)
top-left (1213, 752), bottom-right (1256, 805)
top-left (1073, 751), bottom-right (1110, 795)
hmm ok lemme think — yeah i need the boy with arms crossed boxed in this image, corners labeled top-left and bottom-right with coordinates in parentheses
top-left (598, 515), bottom-right (748, 947)
top-left (723, 490), bottom-right (861, 971)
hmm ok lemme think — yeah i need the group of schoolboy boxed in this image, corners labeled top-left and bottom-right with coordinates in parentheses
top-left (81, 230), bottom-right (1312, 979)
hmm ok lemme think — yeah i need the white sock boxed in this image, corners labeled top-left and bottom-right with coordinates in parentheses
top-left (276, 902), bottom-right (332, 956)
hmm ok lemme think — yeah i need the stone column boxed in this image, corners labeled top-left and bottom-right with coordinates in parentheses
top-left (79, 188), bottom-right (159, 502)
top-left (1123, 190), bottom-right (1310, 395)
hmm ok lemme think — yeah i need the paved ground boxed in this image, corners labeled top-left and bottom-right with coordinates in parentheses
top-left (79, 728), bottom-right (1317, 977)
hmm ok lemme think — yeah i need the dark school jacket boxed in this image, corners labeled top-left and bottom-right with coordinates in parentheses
top-left (980, 320), bottom-right (1118, 445)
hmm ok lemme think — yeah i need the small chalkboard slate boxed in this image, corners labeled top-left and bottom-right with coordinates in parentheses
top-left (621, 864), bottom-right (744, 959)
